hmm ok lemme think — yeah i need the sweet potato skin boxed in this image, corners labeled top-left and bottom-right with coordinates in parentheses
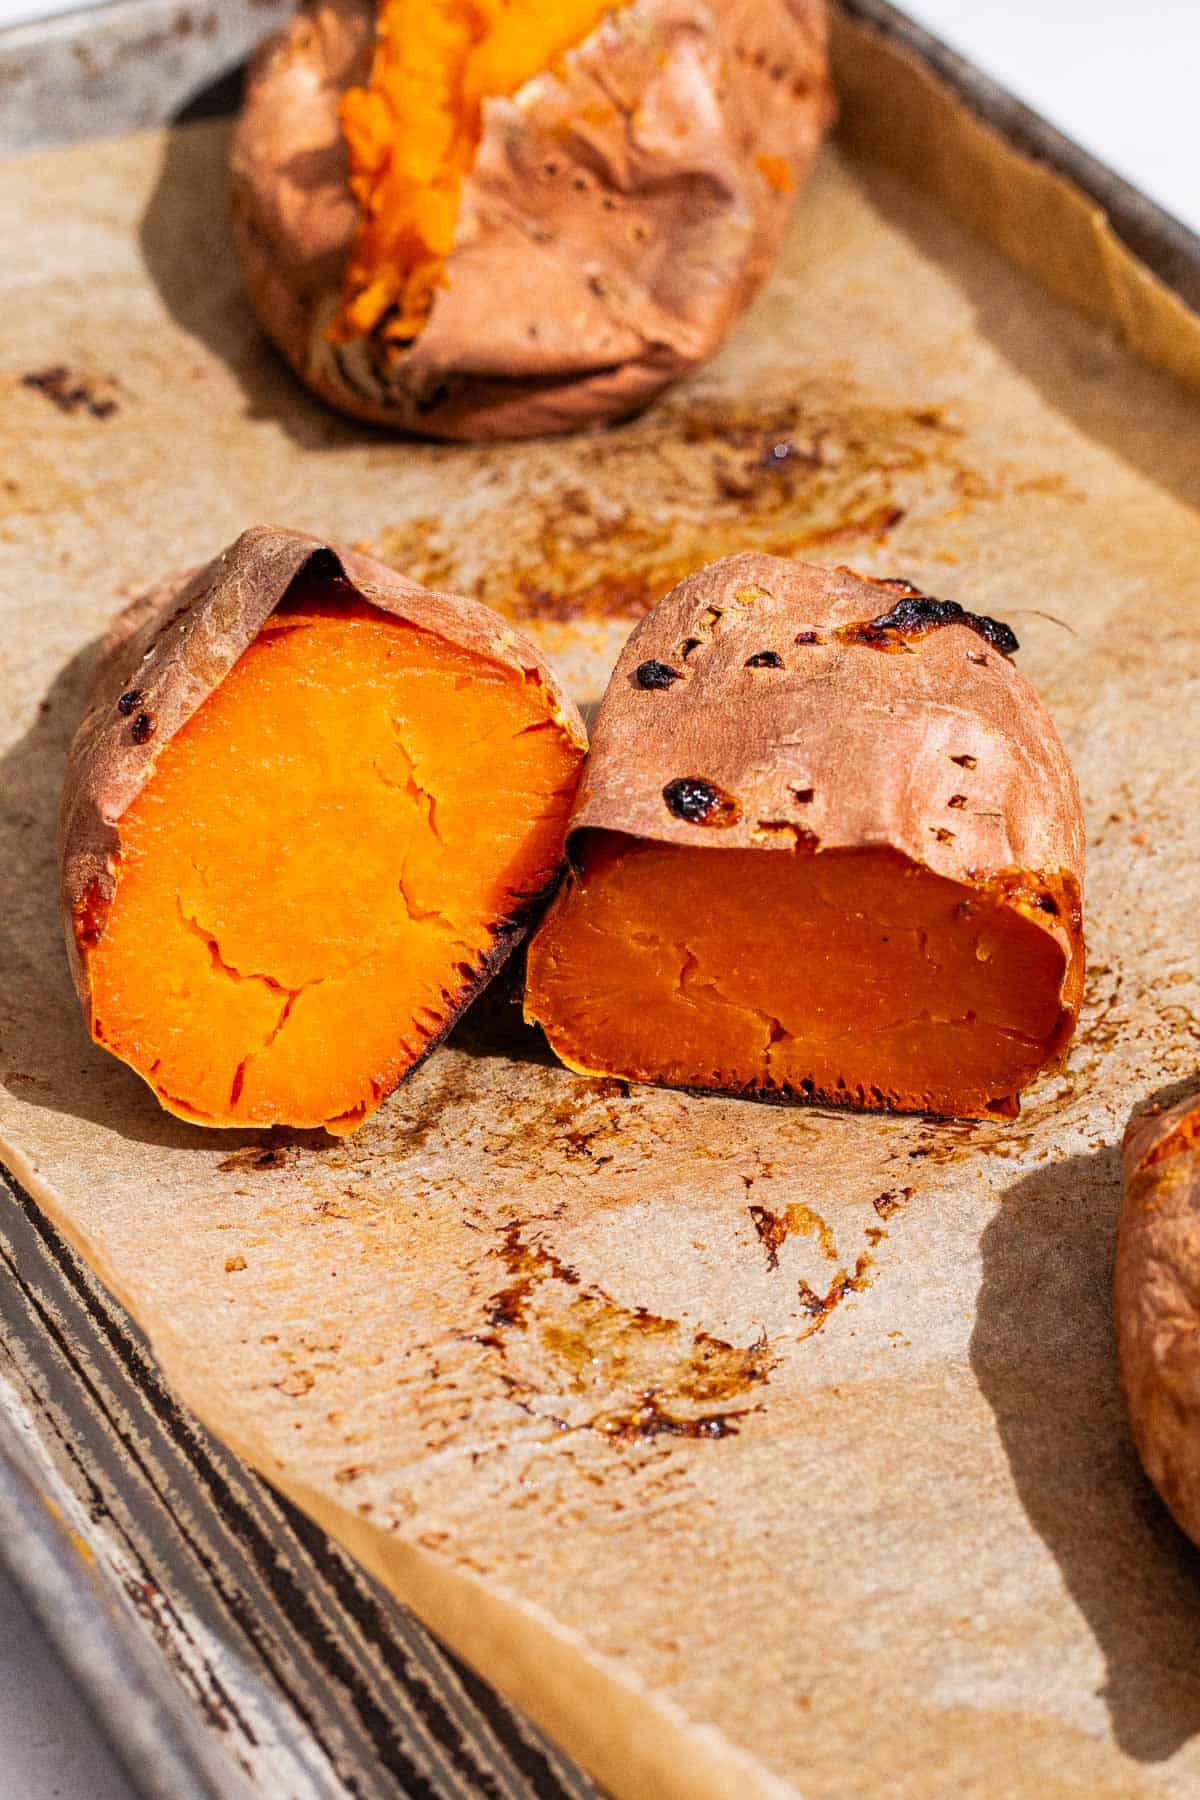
top-left (527, 552), bottom-right (1086, 1107)
top-left (58, 527), bottom-right (587, 1091)
top-left (230, 0), bottom-right (834, 438)
top-left (1116, 1089), bottom-right (1200, 1546)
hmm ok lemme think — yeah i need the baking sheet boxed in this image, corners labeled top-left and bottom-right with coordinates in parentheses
top-left (2, 9), bottom-right (1200, 1798)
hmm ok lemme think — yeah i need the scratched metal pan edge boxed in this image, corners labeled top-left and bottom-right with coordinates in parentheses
top-left (0, 1160), bottom-right (600, 1800)
top-left (2, 2), bottom-right (1200, 1799)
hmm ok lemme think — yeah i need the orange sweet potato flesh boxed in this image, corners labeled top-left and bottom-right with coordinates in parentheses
top-left (84, 589), bottom-right (581, 1134)
top-left (525, 834), bottom-right (1075, 1120)
top-left (339, 0), bottom-right (622, 345)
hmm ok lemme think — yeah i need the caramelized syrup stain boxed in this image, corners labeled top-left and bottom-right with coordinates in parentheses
top-left (748, 1201), bottom-right (837, 1271)
top-left (480, 1221), bottom-right (775, 1443)
top-left (374, 389), bottom-right (999, 625)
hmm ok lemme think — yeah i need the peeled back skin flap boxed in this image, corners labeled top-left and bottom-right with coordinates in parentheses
top-left (525, 553), bottom-right (1085, 1119)
top-left (58, 527), bottom-right (587, 1134)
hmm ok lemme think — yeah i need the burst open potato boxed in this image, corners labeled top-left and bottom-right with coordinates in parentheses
top-left (230, 0), bottom-right (833, 437)
top-left (1116, 1087), bottom-right (1200, 1545)
top-left (525, 553), bottom-right (1086, 1118)
top-left (58, 528), bottom-right (586, 1134)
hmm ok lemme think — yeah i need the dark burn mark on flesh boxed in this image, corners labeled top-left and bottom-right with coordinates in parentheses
top-left (663, 778), bottom-right (740, 828)
top-left (21, 365), bottom-right (118, 419)
top-left (1035, 893), bottom-right (1060, 915)
top-left (117, 689), bottom-right (143, 716)
top-left (793, 630), bottom-right (821, 646)
top-left (744, 650), bottom-right (784, 669)
top-left (950, 753), bottom-right (977, 769)
top-left (841, 589), bottom-right (1019, 656)
top-left (131, 711), bottom-right (157, 745)
top-left (633, 659), bottom-right (681, 690)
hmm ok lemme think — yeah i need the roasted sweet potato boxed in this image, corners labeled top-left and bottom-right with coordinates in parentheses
top-left (525, 553), bottom-right (1085, 1118)
top-left (230, 0), bottom-right (833, 437)
top-left (1116, 1088), bottom-right (1200, 1545)
top-left (59, 528), bottom-right (586, 1133)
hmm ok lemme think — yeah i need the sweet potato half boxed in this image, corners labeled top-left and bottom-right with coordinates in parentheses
top-left (525, 554), bottom-right (1086, 1119)
top-left (1116, 1088), bottom-right (1200, 1546)
top-left (59, 529), bottom-right (586, 1133)
top-left (230, 0), bottom-right (833, 437)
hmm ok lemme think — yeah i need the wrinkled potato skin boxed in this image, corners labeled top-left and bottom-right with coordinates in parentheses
top-left (58, 527), bottom-right (587, 1022)
top-left (230, 0), bottom-right (834, 437)
top-left (565, 553), bottom-right (1085, 942)
top-left (1116, 1089), bottom-right (1200, 1546)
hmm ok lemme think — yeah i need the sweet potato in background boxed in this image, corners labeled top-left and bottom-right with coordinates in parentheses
top-left (230, 0), bottom-right (833, 437)
top-left (1116, 1088), bottom-right (1200, 1546)
top-left (58, 527), bottom-right (586, 1133)
top-left (526, 552), bottom-right (1085, 1118)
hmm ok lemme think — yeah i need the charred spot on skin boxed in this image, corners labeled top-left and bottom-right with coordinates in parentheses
top-left (947, 794), bottom-right (967, 810)
top-left (117, 689), bottom-right (143, 717)
top-left (840, 592), bottom-right (1019, 657)
top-left (679, 637), bottom-right (703, 660)
top-left (663, 778), bottom-right (740, 828)
top-left (1035, 893), bottom-right (1059, 915)
top-left (744, 650), bottom-right (784, 669)
top-left (131, 711), bottom-right (157, 745)
top-left (790, 786), bottom-right (815, 806)
top-left (950, 753), bottom-right (978, 770)
top-left (633, 659), bottom-right (681, 690)
top-left (793, 630), bottom-right (821, 646)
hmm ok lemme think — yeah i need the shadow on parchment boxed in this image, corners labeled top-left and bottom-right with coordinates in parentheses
top-left (851, 159), bottom-right (1200, 518)
top-left (136, 67), bottom-right (375, 456)
top-left (970, 1099), bottom-right (1200, 1764)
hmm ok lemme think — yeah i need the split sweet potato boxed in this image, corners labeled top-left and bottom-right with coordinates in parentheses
top-left (230, 0), bottom-right (833, 437)
top-left (525, 553), bottom-right (1086, 1119)
top-left (59, 528), bottom-right (586, 1134)
top-left (1115, 1087), bottom-right (1200, 1545)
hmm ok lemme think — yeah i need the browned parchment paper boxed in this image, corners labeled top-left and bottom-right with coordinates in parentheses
top-left (3, 71), bottom-right (1200, 1800)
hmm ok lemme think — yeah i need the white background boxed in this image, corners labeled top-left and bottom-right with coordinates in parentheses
top-left (0, 4), bottom-right (1196, 1799)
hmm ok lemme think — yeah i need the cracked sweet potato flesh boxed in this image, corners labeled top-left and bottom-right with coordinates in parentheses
top-left (526, 836), bottom-right (1074, 1119)
top-left (339, 0), bottom-right (621, 345)
top-left (85, 592), bottom-right (581, 1133)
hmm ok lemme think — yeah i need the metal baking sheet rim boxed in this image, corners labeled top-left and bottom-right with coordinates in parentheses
top-left (1, 3), bottom-right (1198, 1798)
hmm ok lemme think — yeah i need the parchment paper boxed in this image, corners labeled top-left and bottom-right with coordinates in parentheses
top-left (2, 79), bottom-right (1200, 1800)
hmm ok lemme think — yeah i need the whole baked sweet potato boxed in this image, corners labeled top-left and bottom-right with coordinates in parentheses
top-left (230, 0), bottom-right (834, 437)
top-left (525, 553), bottom-right (1086, 1118)
top-left (59, 528), bottom-right (586, 1134)
top-left (1116, 1088), bottom-right (1200, 1544)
